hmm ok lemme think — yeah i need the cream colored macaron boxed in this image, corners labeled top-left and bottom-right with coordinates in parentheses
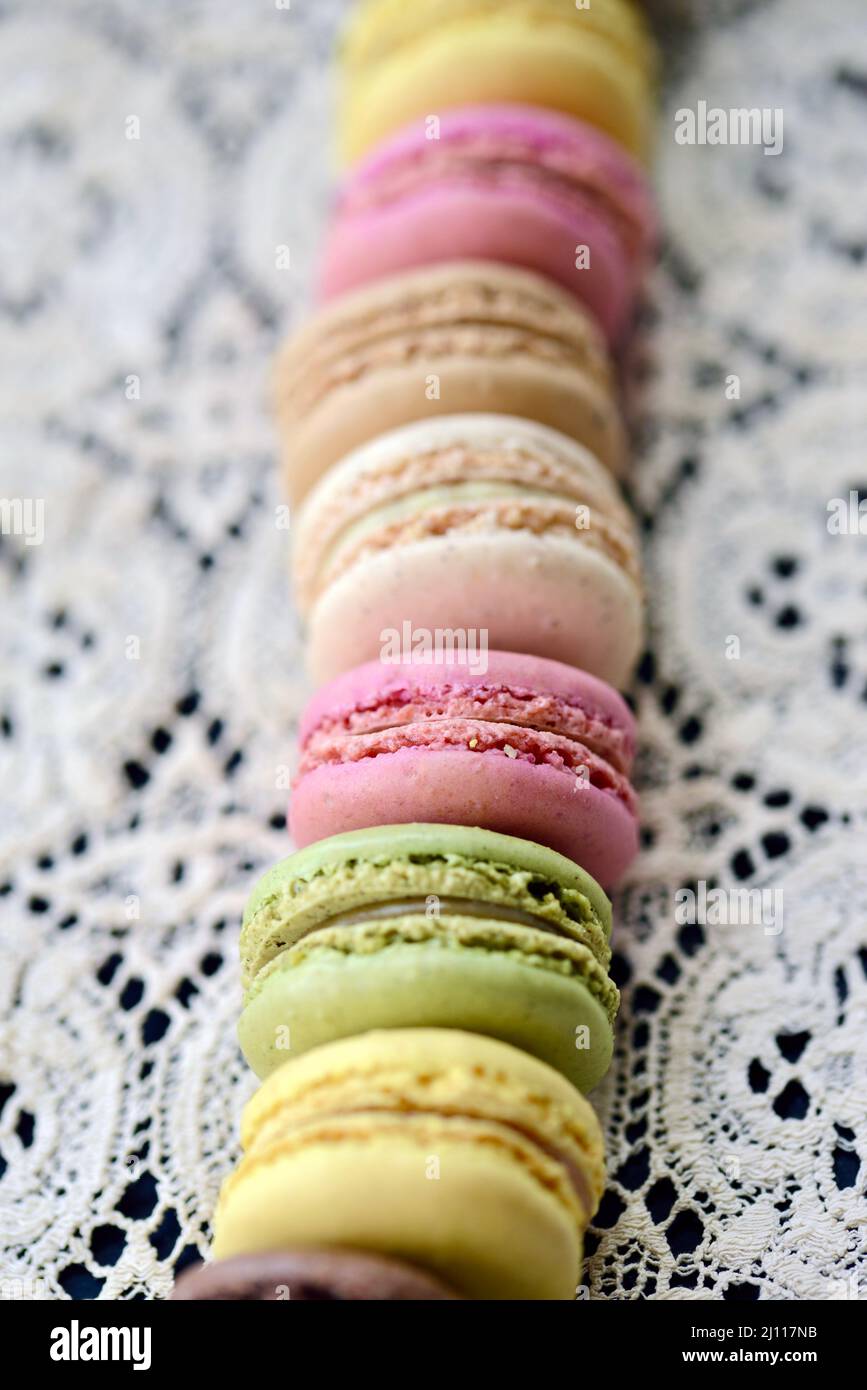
top-left (292, 414), bottom-right (643, 688)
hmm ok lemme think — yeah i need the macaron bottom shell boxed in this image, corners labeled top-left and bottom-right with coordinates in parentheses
top-left (213, 1124), bottom-right (583, 1300)
top-left (290, 747), bottom-right (639, 888)
top-left (216, 1125), bottom-right (582, 1301)
top-left (238, 934), bottom-right (613, 1090)
top-left (304, 529), bottom-right (643, 688)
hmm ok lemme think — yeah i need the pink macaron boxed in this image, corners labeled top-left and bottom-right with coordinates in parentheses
top-left (290, 651), bottom-right (640, 888)
top-left (319, 105), bottom-right (657, 346)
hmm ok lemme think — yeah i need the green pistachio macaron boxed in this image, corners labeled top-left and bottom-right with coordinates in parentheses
top-left (238, 825), bottom-right (619, 1091)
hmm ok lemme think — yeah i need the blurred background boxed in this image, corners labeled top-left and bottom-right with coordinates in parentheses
top-left (1, 0), bottom-right (865, 1300)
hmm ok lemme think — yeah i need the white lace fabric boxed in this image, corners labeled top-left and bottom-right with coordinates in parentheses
top-left (0, 0), bottom-right (865, 1301)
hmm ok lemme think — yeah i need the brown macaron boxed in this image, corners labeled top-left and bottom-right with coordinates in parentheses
top-left (275, 261), bottom-right (627, 503)
top-left (171, 1249), bottom-right (459, 1301)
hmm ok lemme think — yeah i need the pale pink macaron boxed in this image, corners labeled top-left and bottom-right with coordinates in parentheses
top-left (319, 105), bottom-right (657, 346)
top-left (290, 651), bottom-right (639, 888)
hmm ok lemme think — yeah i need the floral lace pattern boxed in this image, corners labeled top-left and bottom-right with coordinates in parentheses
top-left (0, 0), bottom-right (864, 1300)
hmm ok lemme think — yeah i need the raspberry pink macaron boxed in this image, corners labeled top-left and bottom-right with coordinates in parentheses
top-left (320, 106), bottom-right (657, 345)
top-left (290, 651), bottom-right (639, 888)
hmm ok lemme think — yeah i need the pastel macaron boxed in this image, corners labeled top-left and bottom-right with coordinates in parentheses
top-left (172, 1249), bottom-right (458, 1300)
top-left (321, 106), bottom-right (657, 345)
top-left (212, 1029), bottom-right (606, 1300)
top-left (275, 261), bottom-right (626, 503)
top-left (237, 823), bottom-right (619, 1090)
top-left (291, 651), bottom-right (639, 888)
top-left (340, 0), bottom-right (657, 165)
top-left (292, 414), bottom-right (643, 688)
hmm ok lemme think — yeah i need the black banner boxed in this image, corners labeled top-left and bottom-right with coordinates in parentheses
top-left (2, 1295), bottom-right (859, 1375)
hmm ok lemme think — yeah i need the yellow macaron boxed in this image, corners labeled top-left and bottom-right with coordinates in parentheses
top-left (213, 1029), bottom-right (606, 1300)
top-left (340, 0), bottom-right (657, 165)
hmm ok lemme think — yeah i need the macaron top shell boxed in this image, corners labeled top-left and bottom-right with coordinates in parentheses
top-left (241, 822), bottom-right (612, 993)
top-left (244, 821), bottom-right (611, 929)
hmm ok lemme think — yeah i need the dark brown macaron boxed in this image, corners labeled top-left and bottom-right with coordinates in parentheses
top-left (171, 1249), bottom-right (459, 1301)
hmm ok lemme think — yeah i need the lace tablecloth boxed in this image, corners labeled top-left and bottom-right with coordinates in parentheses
top-left (1, 0), bottom-right (865, 1301)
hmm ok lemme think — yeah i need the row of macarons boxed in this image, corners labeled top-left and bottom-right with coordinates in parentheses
top-left (178, 826), bottom-right (619, 1301)
top-left (174, 0), bottom-right (659, 1301)
top-left (280, 32), bottom-right (656, 683)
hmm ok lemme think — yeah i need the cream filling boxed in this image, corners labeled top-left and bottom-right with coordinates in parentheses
top-left (298, 896), bottom-right (580, 945)
top-left (321, 481), bottom-right (591, 582)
